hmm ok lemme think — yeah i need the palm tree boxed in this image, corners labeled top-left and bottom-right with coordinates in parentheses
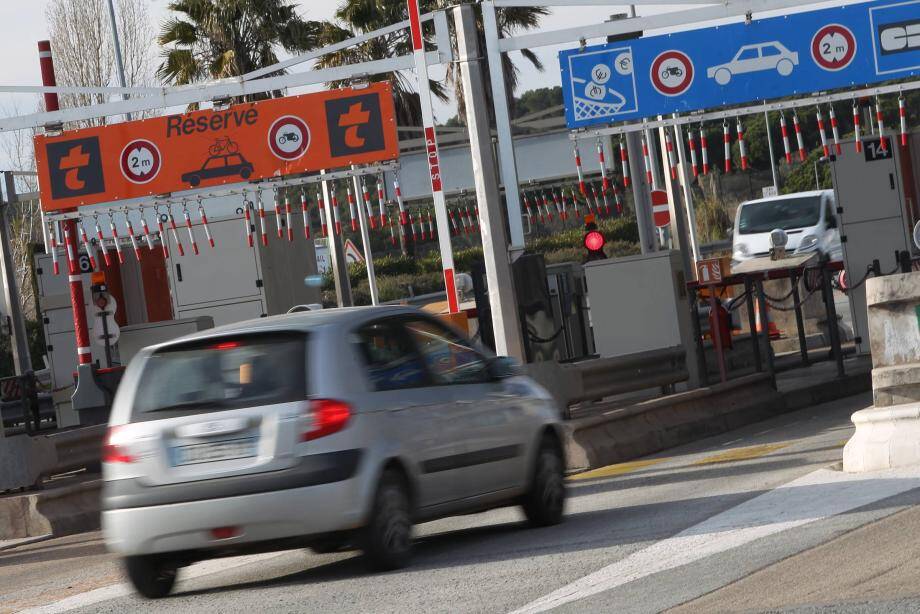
top-left (314, 1), bottom-right (548, 126)
top-left (158, 0), bottom-right (322, 88)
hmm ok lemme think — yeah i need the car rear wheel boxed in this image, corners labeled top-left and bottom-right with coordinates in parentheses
top-left (714, 68), bottom-right (732, 86)
top-left (187, 174), bottom-right (201, 187)
top-left (124, 555), bottom-right (177, 599)
top-left (523, 439), bottom-right (566, 527)
top-left (361, 469), bottom-right (412, 571)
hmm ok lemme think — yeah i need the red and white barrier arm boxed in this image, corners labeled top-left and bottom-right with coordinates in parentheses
top-left (139, 208), bottom-right (155, 251)
top-left (77, 220), bottom-right (96, 271)
top-left (642, 137), bottom-right (654, 184)
top-left (166, 206), bottom-right (185, 257)
top-left (619, 141), bottom-right (631, 187)
top-left (256, 191), bottom-right (268, 247)
top-left (407, 0), bottom-right (458, 313)
top-left (899, 97), bottom-right (908, 148)
top-left (597, 139), bottom-right (612, 195)
top-left (573, 144), bottom-right (587, 196)
top-left (449, 207), bottom-right (460, 235)
top-left (723, 123), bottom-right (732, 173)
top-left (853, 102), bottom-right (863, 153)
top-left (198, 200), bottom-right (215, 248)
top-left (48, 221), bottom-right (60, 275)
top-left (542, 192), bottom-right (554, 222)
top-left (793, 113), bottom-right (807, 161)
top-left (181, 204), bottom-right (199, 256)
top-left (394, 179), bottom-right (408, 226)
top-left (108, 213), bottom-right (126, 264)
top-left (876, 101), bottom-right (888, 152)
top-left (428, 210), bottom-right (436, 240)
top-left (817, 109), bottom-right (830, 158)
top-left (377, 183), bottom-right (387, 227)
top-left (780, 114), bottom-right (793, 164)
top-left (700, 126), bottom-right (710, 175)
top-left (301, 191), bottom-right (310, 240)
top-left (346, 187), bottom-right (358, 232)
top-left (828, 106), bottom-right (842, 155)
top-left (124, 213), bottom-right (143, 262)
top-left (284, 193), bottom-right (294, 242)
top-left (590, 183), bottom-right (603, 217)
top-left (665, 130), bottom-right (678, 180)
top-left (552, 190), bottom-right (564, 220)
top-left (273, 192), bottom-right (283, 239)
top-left (153, 207), bottom-right (169, 260)
top-left (331, 193), bottom-right (343, 236)
top-left (570, 188), bottom-right (582, 218)
top-left (242, 193), bottom-right (255, 248)
top-left (737, 119), bottom-right (749, 170)
top-left (317, 192), bottom-right (327, 238)
top-left (688, 130), bottom-right (699, 177)
top-left (388, 214), bottom-right (397, 246)
top-left (361, 182), bottom-right (376, 230)
top-left (612, 182), bottom-right (623, 215)
top-left (62, 222), bottom-right (92, 365)
top-left (94, 216), bottom-right (113, 265)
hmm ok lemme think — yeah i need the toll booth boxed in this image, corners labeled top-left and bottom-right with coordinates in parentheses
top-left (831, 133), bottom-right (920, 354)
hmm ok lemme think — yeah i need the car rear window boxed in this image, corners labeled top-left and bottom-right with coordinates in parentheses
top-left (130, 332), bottom-right (306, 420)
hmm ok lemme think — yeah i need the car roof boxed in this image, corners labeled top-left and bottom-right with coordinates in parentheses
top-left (148, 305), bottom-right (427, 351)
top-left (739, 189), bottom-right (832, 207)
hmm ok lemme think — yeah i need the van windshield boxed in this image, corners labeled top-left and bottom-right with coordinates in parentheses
top-left (131, 333), bottom-right (306, 420)
top-left (738, 196), bottom-right (822, 235)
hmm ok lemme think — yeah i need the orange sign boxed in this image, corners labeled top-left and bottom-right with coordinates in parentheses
top-left (34, 83), bottom-right (399, 213)
top-left (697, 258), bottom-right (723, 285)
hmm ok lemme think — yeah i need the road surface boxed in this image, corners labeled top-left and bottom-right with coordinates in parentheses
top-left (5, 391), bottom-right (920, 614)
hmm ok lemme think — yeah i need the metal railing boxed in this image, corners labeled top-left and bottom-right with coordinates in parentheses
top-left (568, 346), bottom-right (688, 407)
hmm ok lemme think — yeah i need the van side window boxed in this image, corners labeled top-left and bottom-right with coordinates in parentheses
top-left (824, 199), bottom-right (836, 227)
top-left (356, 321), bottom-right (429, 391)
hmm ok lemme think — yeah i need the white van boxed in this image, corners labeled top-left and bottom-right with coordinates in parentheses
top-left (732, 190), bottom-right (842, 264)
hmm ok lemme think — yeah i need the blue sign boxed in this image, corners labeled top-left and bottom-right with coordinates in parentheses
top-left (560, 0), bottom-right (920, 129)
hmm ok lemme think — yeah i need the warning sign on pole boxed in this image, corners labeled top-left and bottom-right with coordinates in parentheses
top-left (35, 83), bottom-right (399, 212)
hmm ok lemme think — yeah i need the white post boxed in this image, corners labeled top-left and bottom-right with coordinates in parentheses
top-left (407, 0), bottom-right (460, 313)
top-left (482, 0), bottom-right (526, 252)
top-left (352, 171), bottom-right (379, 305)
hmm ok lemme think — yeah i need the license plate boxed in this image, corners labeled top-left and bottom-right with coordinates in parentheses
top-left (172, 437), bottom-right (257, 466)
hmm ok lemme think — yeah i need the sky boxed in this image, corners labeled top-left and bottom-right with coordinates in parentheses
top-left (0, 0), bottom-right (851, 170)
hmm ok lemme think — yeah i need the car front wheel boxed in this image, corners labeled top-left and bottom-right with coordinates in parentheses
top-left (124, 555), bottom-right (177, 599)
top-left (361, 469), bottom-right (412, 571)
top-left (523, 439), bottom-right (566, 527)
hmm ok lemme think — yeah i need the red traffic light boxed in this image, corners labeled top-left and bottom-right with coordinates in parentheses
top-left (584, 230), bottom-right (606, 252)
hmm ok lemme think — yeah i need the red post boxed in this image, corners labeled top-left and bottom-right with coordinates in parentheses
top-left (39, 41), bottom-right (93, 366)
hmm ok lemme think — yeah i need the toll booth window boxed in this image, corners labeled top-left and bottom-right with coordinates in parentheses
top-left (357, 322), bottom-right (428, 391)
top-left (404, 319), bottom-right (489, 386)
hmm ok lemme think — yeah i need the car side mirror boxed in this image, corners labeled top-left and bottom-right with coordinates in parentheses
top-left (487, 356), bottom-right (520, 380)
top-left (827, 217), bottom-right (838, 229)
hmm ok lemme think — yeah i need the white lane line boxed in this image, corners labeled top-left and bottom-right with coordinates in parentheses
top-left (20, 551), bottom-right (288, 614)
top-left (510, 466), bottom-right (920, 614)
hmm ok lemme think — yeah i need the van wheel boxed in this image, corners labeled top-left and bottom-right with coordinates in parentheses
top-left (124, 555), bottom-right (177, 599)
top-left (523, 440), bottom-right (566, 527)
top-left (361, 470), bottom-right (412, 571)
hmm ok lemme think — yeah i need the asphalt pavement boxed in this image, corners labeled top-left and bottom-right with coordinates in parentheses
top-left (5, 391), bottom-right (920, 614)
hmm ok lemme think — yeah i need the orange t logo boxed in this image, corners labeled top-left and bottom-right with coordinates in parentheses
top-left (339, 103), bottom-right (371, 148)
top-left (59, 145), bottom-right (90, 191)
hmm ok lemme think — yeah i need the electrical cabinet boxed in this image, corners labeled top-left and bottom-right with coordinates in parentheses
top-left (830, 135), bottom-right (918, 355)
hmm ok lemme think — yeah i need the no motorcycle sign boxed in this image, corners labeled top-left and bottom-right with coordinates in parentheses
top-left (34, 83), bottom-right (399, 212)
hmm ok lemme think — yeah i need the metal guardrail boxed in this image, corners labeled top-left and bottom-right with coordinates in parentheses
top-left (46, 425), bottom-right (106, 475)
top-left (568, 347), bottom-right (688, 407)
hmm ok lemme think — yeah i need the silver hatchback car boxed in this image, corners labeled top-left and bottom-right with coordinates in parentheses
top-left (102, 306), bottom-right (566, 598)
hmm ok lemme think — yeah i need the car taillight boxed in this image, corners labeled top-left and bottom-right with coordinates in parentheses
top-left (302, 399), bottom-right (352, 441)
top-left (102, 426), bottom-right (136, 464)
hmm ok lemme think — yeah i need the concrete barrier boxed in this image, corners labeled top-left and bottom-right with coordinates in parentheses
top-left (0, 478), bottom-right (101, 540)
top-left (844, 272), bottom-right (920, 472)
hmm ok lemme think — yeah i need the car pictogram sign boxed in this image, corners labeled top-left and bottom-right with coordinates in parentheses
top-left (812, 24), bottom-right (857, 71)
top-left (120, 139), bottom-right (161, 184)
top-left (267, 115), bottom-right (310, 161)
top-left (650, 50), bottom-right (694, 96)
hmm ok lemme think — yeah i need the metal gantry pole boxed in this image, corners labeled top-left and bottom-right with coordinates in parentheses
top-left (322, 176), bottom-right (353, 308)
top-left (482, 0), bottom-right (526, 252)
top-left (105, 0), bottom-right (132, 122)
top-left (673, 121), bottom-right (701, 262)
top-left (454, 4), bottom-right (525, 360)
top-left (765, 110), bottom-right (779, 193)
top-left (352, 172), bottom-right (379, 306)
top-left (407, 0), bottom-right (460, 313)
